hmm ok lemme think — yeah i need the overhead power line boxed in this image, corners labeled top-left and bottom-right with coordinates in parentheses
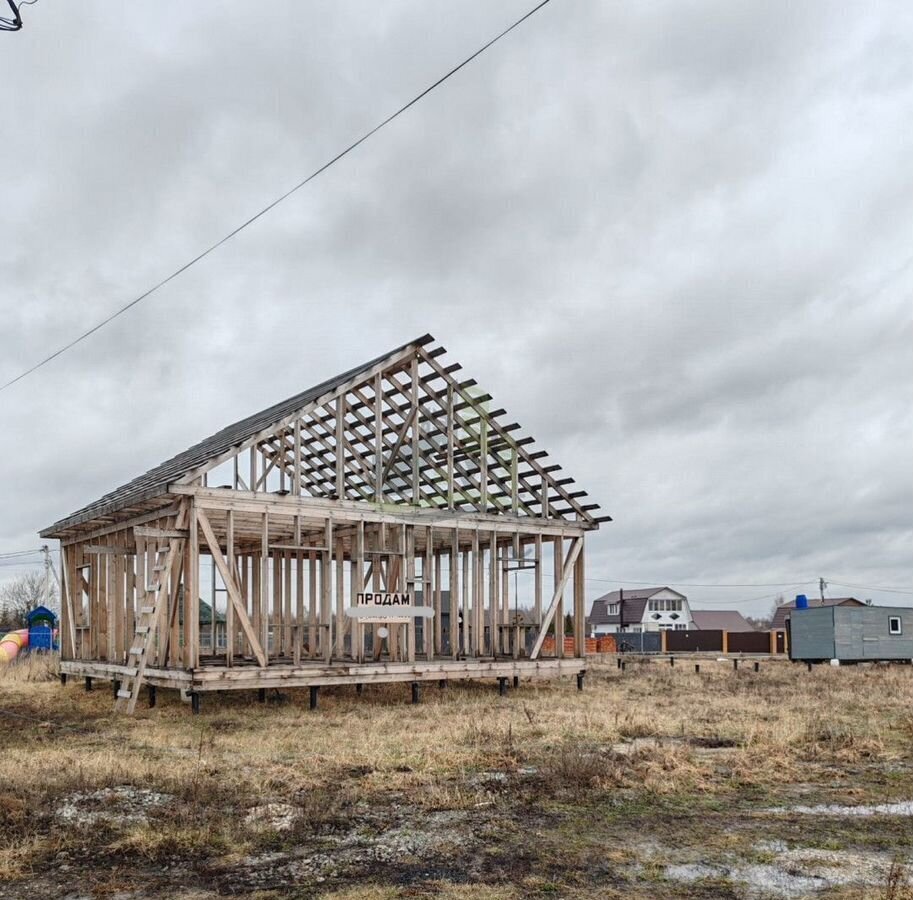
top-left (584, 576), bottom-right (816, 589)
top-left (0, 0), bottom-right (37, 32)
top-left (0, 0), bottom-right (553, 395)
top-left (0, 547), bottom-right (58, 560)
top-left (827, 580), bottom-right (913, 596)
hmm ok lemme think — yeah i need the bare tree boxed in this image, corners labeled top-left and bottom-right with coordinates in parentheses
top-left (746, 597), bottom-right (781, 631)
top-left (0, 570), bottom-right (57, 629)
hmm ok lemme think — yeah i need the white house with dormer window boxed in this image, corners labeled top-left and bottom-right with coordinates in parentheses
top-left (586, 587), bottom-right (693, 635)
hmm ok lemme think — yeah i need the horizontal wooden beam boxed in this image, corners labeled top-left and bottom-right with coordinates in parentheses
top-left (169, 485), bottom-right (593, 536)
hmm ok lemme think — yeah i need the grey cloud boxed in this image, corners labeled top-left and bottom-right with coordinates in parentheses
top-left (1, 0), bottom-right (910, 612)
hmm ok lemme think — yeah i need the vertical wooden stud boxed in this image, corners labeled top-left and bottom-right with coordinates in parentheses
top-left (449, 529), bottom-right (459, 658)
top-left (226, 509), bottom-right (235, 665)
top-left (335, 536), bottom-right (345, 657)
top-left (573, 536), bottom-right (585, 658)
top-left (554, 536), bottom-right (564, 659)
top-left (260, 511), bottom-right (269, 662)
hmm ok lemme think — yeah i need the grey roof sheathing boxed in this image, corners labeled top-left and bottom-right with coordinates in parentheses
top-left (41, 335), bottom-right (433, 538)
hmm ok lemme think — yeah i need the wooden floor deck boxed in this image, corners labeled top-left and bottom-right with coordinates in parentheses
top-left (60, 655), bottom-right (587, 694)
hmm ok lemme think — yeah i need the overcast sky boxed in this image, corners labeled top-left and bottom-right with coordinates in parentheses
top-left (1, 1), bottom-right (911, 615)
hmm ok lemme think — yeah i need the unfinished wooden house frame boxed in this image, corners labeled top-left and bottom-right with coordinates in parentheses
top-left (41, 335), bottom-right (606, 713)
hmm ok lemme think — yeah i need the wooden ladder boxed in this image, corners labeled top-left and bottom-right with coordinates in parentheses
top-left (115, 511), bottom-right (187, 714)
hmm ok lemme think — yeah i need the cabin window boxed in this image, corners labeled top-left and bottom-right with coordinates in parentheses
top-left (889, 616), bottom-right (902, 635)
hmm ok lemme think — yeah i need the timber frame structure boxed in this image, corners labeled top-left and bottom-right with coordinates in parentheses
top-left (41, 335), bottom-right (607, 713)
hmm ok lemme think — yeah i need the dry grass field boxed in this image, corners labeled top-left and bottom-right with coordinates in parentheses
top-left (1, 654), bottom-right (912, 899)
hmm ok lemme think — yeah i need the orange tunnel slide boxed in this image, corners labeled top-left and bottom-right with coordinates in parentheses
top-left (0, 629), bottom-right (29, 664)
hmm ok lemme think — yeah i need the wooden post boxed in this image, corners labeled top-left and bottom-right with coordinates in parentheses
top-left (573, 536), bottom-right (585, 657)
top-left (252, 549), bottom-right (261, 658)
top-left (66, 545), bottom-right (80, 659)
top-left (472, 528), bottom-right (485, 656)
top-left (500, 544), bottom-right (509, 655)
top-left (353, 520), bottom-right (365, 662)
top-left (423, 526), bottom-right (432, 659)
top-left (260, 511), bottom-right (269, 662)
top-left (553, 536), bottom-right (563, 659)
top-left (461, 547), bottom-right (470, 655)
top-left (135, 535), bottom-right (145, 662)
top-left (59, 545), bottom-right (73, 660)
top-left (308, 550), bottom-right (317, 659)
top-left (272, 551), bottom-right (281, 658)
top-left (226, 509), bottom-right (235, 666)
top-left (240, 553), bottom-right (250, 658)
top-left (113, 534), bottom-right (125, 664)
top-left (295, 516), bottom-right (304, 662)
top-left (97, 552), bottom-right (108, 661)
top-left (106, 549), bottom-right (116, 663)
top-left (434, 548), bottom-right (442, 656)
top-left (322, 518), bottom-right (333, 662)
top-left (489, 531), bottom-right (498, 657)
top-left (405, 525), bottom-right (416, 662)
top-left (125, 540), bottom-right (135, 664)
top-left (335, 536), bottom-right (345, 657)
top-left (450, 530), bottom-right (459, 659)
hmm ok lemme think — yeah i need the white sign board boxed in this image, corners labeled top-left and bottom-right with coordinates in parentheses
top-left (345, 591), bottom-right (434, 624)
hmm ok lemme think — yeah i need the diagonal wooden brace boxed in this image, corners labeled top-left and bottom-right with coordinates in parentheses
top-left (530, 536), bottom-right (583, 660)
top-left (197, 508), bottom-right (268, 667)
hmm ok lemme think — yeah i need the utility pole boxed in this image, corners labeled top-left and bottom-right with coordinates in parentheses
top-left (819, 577), bottom-right (827, 604)
top-left (41, 544), bottom-right (59, 608)
top-left (42, 545), bottom-right (51, 606)
top-left (618, 587), bottom-right (624, 633)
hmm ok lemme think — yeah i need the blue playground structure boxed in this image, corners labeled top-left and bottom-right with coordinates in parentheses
top-left (26, 605), bottom-right (59, 652)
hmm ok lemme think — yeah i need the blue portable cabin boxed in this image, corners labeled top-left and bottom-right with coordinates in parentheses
top-left (789, 603), bottom-right (913, 663)
top-left (26, 605), bottom-right (59, 652)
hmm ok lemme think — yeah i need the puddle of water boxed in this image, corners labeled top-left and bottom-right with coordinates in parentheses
top-left (736, 863), bottom-right (827, 897)
top-left (664, 845), bottom-right (911, 897)
top-left (767, 801), bottom-right (913, 817)
top-left (665, 861), bottom-right (828, 897)
top-left (665, 863), bottom-right (724, 882)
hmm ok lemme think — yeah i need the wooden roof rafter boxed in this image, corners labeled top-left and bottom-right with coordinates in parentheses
top-left (41, 334), bottom-right (606, 539)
